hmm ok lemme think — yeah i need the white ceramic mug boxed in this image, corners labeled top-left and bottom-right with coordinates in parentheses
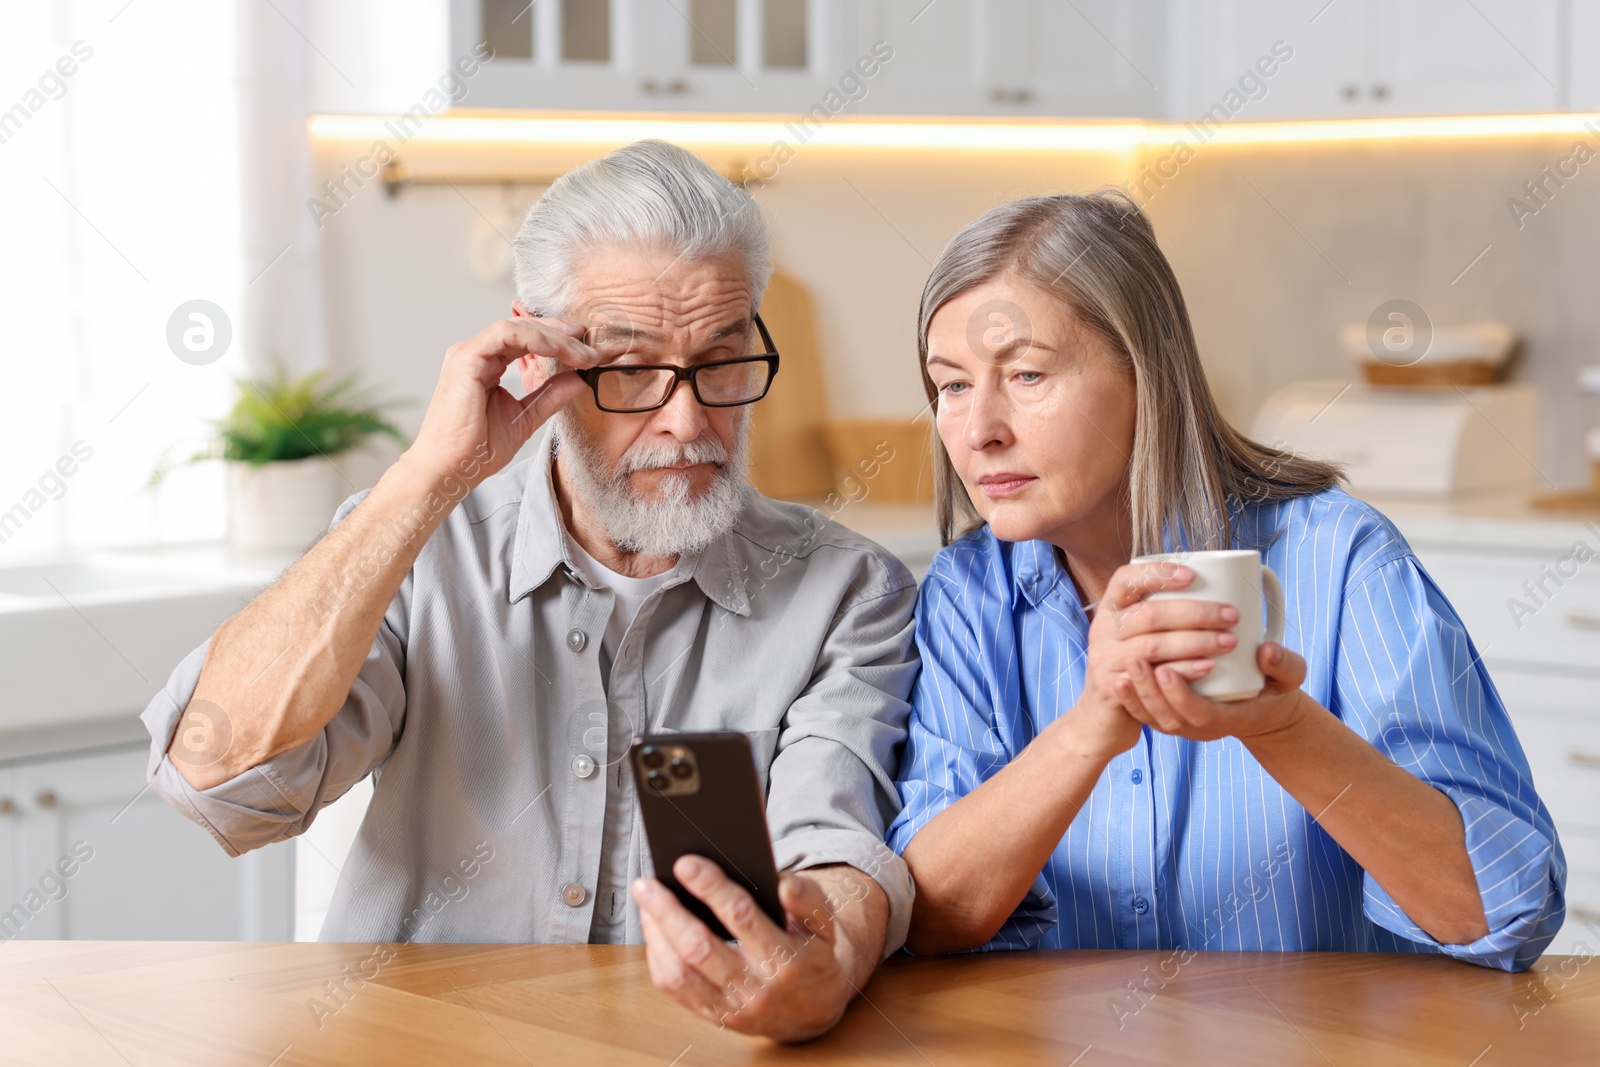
top-left (1130, 549), bottom-right (1286, 702)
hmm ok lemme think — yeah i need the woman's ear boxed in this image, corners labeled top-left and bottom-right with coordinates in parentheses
top-left (511, 300), bottom-right (531, 318)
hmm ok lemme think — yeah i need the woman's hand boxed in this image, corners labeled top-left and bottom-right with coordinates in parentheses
top-left (1116, 640), bottom-right (1312, 743)
top-left (1070, 561), bottom-right (1242, 758)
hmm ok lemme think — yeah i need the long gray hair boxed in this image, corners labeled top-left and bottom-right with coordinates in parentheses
top-left (917, 191), bottom-right (1341, 551)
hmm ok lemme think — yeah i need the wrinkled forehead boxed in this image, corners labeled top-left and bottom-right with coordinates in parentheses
top-left (565, 247), bottom-right (753, 349)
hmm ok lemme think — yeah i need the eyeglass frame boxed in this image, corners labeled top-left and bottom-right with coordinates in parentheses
top-left (573, 313), bottom-right (780, 414)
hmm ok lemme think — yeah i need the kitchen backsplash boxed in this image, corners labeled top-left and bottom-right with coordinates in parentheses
top-left (313, 132), bottom-right (1600, 491)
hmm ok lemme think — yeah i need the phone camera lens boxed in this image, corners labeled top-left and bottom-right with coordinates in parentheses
top-left (641, 747), bottom-right (664, 769)
top-left (647, 770), bottom-right (669, 791)
top-left (669, 756), bottom-right (693, 780)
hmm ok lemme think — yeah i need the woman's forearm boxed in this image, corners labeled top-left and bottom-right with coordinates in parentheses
top-left (1243, 695), bottom-right (1490, 945)
top-left (901, 714), bottom-right (1114, 953)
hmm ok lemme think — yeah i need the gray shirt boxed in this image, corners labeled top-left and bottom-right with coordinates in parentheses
top-left (140, 432), bottom-right (919, 953)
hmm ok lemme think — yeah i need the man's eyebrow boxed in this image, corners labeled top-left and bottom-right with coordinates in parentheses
top-left (584, 319), bottom-right (750, 346)
top-left (705, 318), bottom-right (750, 342)
top-left (586, 324), bottom-right (662, 346)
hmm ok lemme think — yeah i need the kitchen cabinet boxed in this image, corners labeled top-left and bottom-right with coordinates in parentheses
top-left (840, 0), bottom-right (1164, 117)
top-left (1166, 0), bottom-right (1563, 120)
top-left (0, 742), bottom-right (293, 942)
top-left (449, 0), bottom-right (847, 114)
top-left (447, 0), bottom-right (1165, 116)
top-left (1567, 0), bottom-right (1600, 110)
top-left (317, 0), bottom-right (1575, 120)
top-left (1402, 520), bottom-right (1600, 956)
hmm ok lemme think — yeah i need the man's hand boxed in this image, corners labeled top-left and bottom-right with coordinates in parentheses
top-left (406, 316), bottom-right (599, 488)
top-left (631, 856), bottom-right (885, 1043)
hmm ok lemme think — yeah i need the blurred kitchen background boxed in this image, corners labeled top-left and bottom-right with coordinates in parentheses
top-left (3, 1), bottom-right (1599, 952)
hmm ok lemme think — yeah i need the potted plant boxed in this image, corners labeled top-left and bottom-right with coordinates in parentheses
top-left (150, 365), bottom-right (410, 555)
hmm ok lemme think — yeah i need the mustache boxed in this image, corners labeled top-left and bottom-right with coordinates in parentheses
top-left (618, 437), bottom-right (730, 476)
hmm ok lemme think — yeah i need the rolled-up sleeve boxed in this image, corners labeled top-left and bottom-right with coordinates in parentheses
top-left (139, 491), bottom-right (410, 857)
top-left (1334, 555), bottom-right (1566, 971)
top-left (765, 569), bottom-right (920, 958)
top-left (886, 565), bottom-right (1055, 951)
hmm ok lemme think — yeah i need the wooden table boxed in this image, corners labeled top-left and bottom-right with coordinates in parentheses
top-left (2, 942), bottom-right (1595, 1065)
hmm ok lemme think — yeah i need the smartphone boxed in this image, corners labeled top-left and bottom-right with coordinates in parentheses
top-left (629, 731), bottom-right (785, 941)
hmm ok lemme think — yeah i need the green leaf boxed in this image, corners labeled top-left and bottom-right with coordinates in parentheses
top-left (146, 360), bottom-right (415, 484)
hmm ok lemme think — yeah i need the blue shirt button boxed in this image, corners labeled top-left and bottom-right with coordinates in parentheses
top-left (1130, 768), bottom-right (1144, 784)
top-left (1132, 895), bottom-right (1150, 915)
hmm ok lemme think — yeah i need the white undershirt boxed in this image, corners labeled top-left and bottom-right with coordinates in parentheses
top-left (561, 526), bottom-right (686, 686)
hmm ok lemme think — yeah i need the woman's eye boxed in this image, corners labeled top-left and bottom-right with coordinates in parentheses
top-left (1014, 371), bottom-right (1043, 385)
top-left (938, 381), bottom-right (969, 396)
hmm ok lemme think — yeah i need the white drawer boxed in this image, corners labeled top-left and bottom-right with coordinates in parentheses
top-left (1550, 829), bottom-right (1600, 955)
top-left (1413, 548), bottom-right (1600, 672)
top-left (1491, 670), bottom-right (1600, 836)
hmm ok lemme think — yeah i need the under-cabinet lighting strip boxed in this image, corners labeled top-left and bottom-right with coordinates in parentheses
top-left (309, 111), bottom-right (1600, 152)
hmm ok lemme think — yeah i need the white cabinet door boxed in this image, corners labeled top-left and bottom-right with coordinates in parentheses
top-left (992, 0), bottom-right (1165, 118)
top-left (1568, 0), bottom-right (1600, 110)
top-left (1486, 668), bottom-right (1600, 957)
top-left (1375, 0), bottom-right (1562, 115)
top-left (8, 745), bottom-right (293, 941)
top-left (1166, 0), bottom-right (1374, 121)
top-left (0, 766), bottom-right (15, 941)
top-left (1168, 0), bottom-right (1562, 121)
top-left (453, 0), bottom-right (847, 113)
top-left (845, 0), bottom-right (987, 115)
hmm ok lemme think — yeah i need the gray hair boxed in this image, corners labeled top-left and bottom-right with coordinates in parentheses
top-left (917, 191), bottom-right (1343, 551)
top-left (512, 139), bottom-right (773, 319)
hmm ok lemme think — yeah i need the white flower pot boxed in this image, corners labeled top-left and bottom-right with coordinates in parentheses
top-left (226, 456), bottom-right (347, 556)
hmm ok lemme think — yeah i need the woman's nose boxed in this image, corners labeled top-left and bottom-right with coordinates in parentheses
top-left (962, 384), bottom-right (1014, 451)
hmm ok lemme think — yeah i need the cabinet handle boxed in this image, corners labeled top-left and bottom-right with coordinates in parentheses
top-left (34, 789), bottom-right (58, 808)
top-left (1566, 610), bottom-right (1600, 630)
top-left (641, 78), bottom-right (689, 95)
top-left (0, 797), bottom-right (13, 815)
top-left (990, 87), bottom-right (1034, 105)
top-left (1569, 750), bottom-right (1600, 770)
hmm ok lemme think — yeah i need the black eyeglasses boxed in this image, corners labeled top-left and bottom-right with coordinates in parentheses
top-left (575, 314), bottom-right (780, 414)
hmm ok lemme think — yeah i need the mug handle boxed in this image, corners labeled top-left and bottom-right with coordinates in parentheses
top-left (1260, 565), bottom-right (1286, 645)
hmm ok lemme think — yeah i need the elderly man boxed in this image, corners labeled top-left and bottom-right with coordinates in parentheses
top-left (141, 140), bottom-right (918, 1042)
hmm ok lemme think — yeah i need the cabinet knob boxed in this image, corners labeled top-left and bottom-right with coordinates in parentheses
top-left (34, 789), bottom-right (58, 808)
top-left (1340, 83), bottom-right (1359, 101)
top-left (1370, 83), bottom-right (1390, 101)
top-left (0, 797), bottom-right (14, 815)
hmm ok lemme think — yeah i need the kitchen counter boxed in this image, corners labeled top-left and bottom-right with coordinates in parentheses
top-left (3, 942), bottom-right (1593, 1065)
top-left (0, 544), bottom-right (295, 745)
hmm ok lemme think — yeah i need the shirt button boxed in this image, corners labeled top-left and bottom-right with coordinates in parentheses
top-left (561, 883), bottom-right (588, 907)
top-left (1131, 768), bottom-right (1144, 785)
top-left (573, 754), bottom-right (597, 779)
top-left (1132, 895), bottom-right (1150, 915)
top-left (565, 628), bottom-right (587, 653)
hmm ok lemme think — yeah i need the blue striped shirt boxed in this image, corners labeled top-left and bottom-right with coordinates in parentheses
top-left (887, 488), bottom-right (1565, 971)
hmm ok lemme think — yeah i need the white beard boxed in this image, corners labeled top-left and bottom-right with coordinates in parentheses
top-left (550, 412), bottom-right (751, 558)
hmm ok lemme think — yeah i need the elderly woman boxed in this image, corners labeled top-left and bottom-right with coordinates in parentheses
top-left (888, 192), bottom-right (1564, 972)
